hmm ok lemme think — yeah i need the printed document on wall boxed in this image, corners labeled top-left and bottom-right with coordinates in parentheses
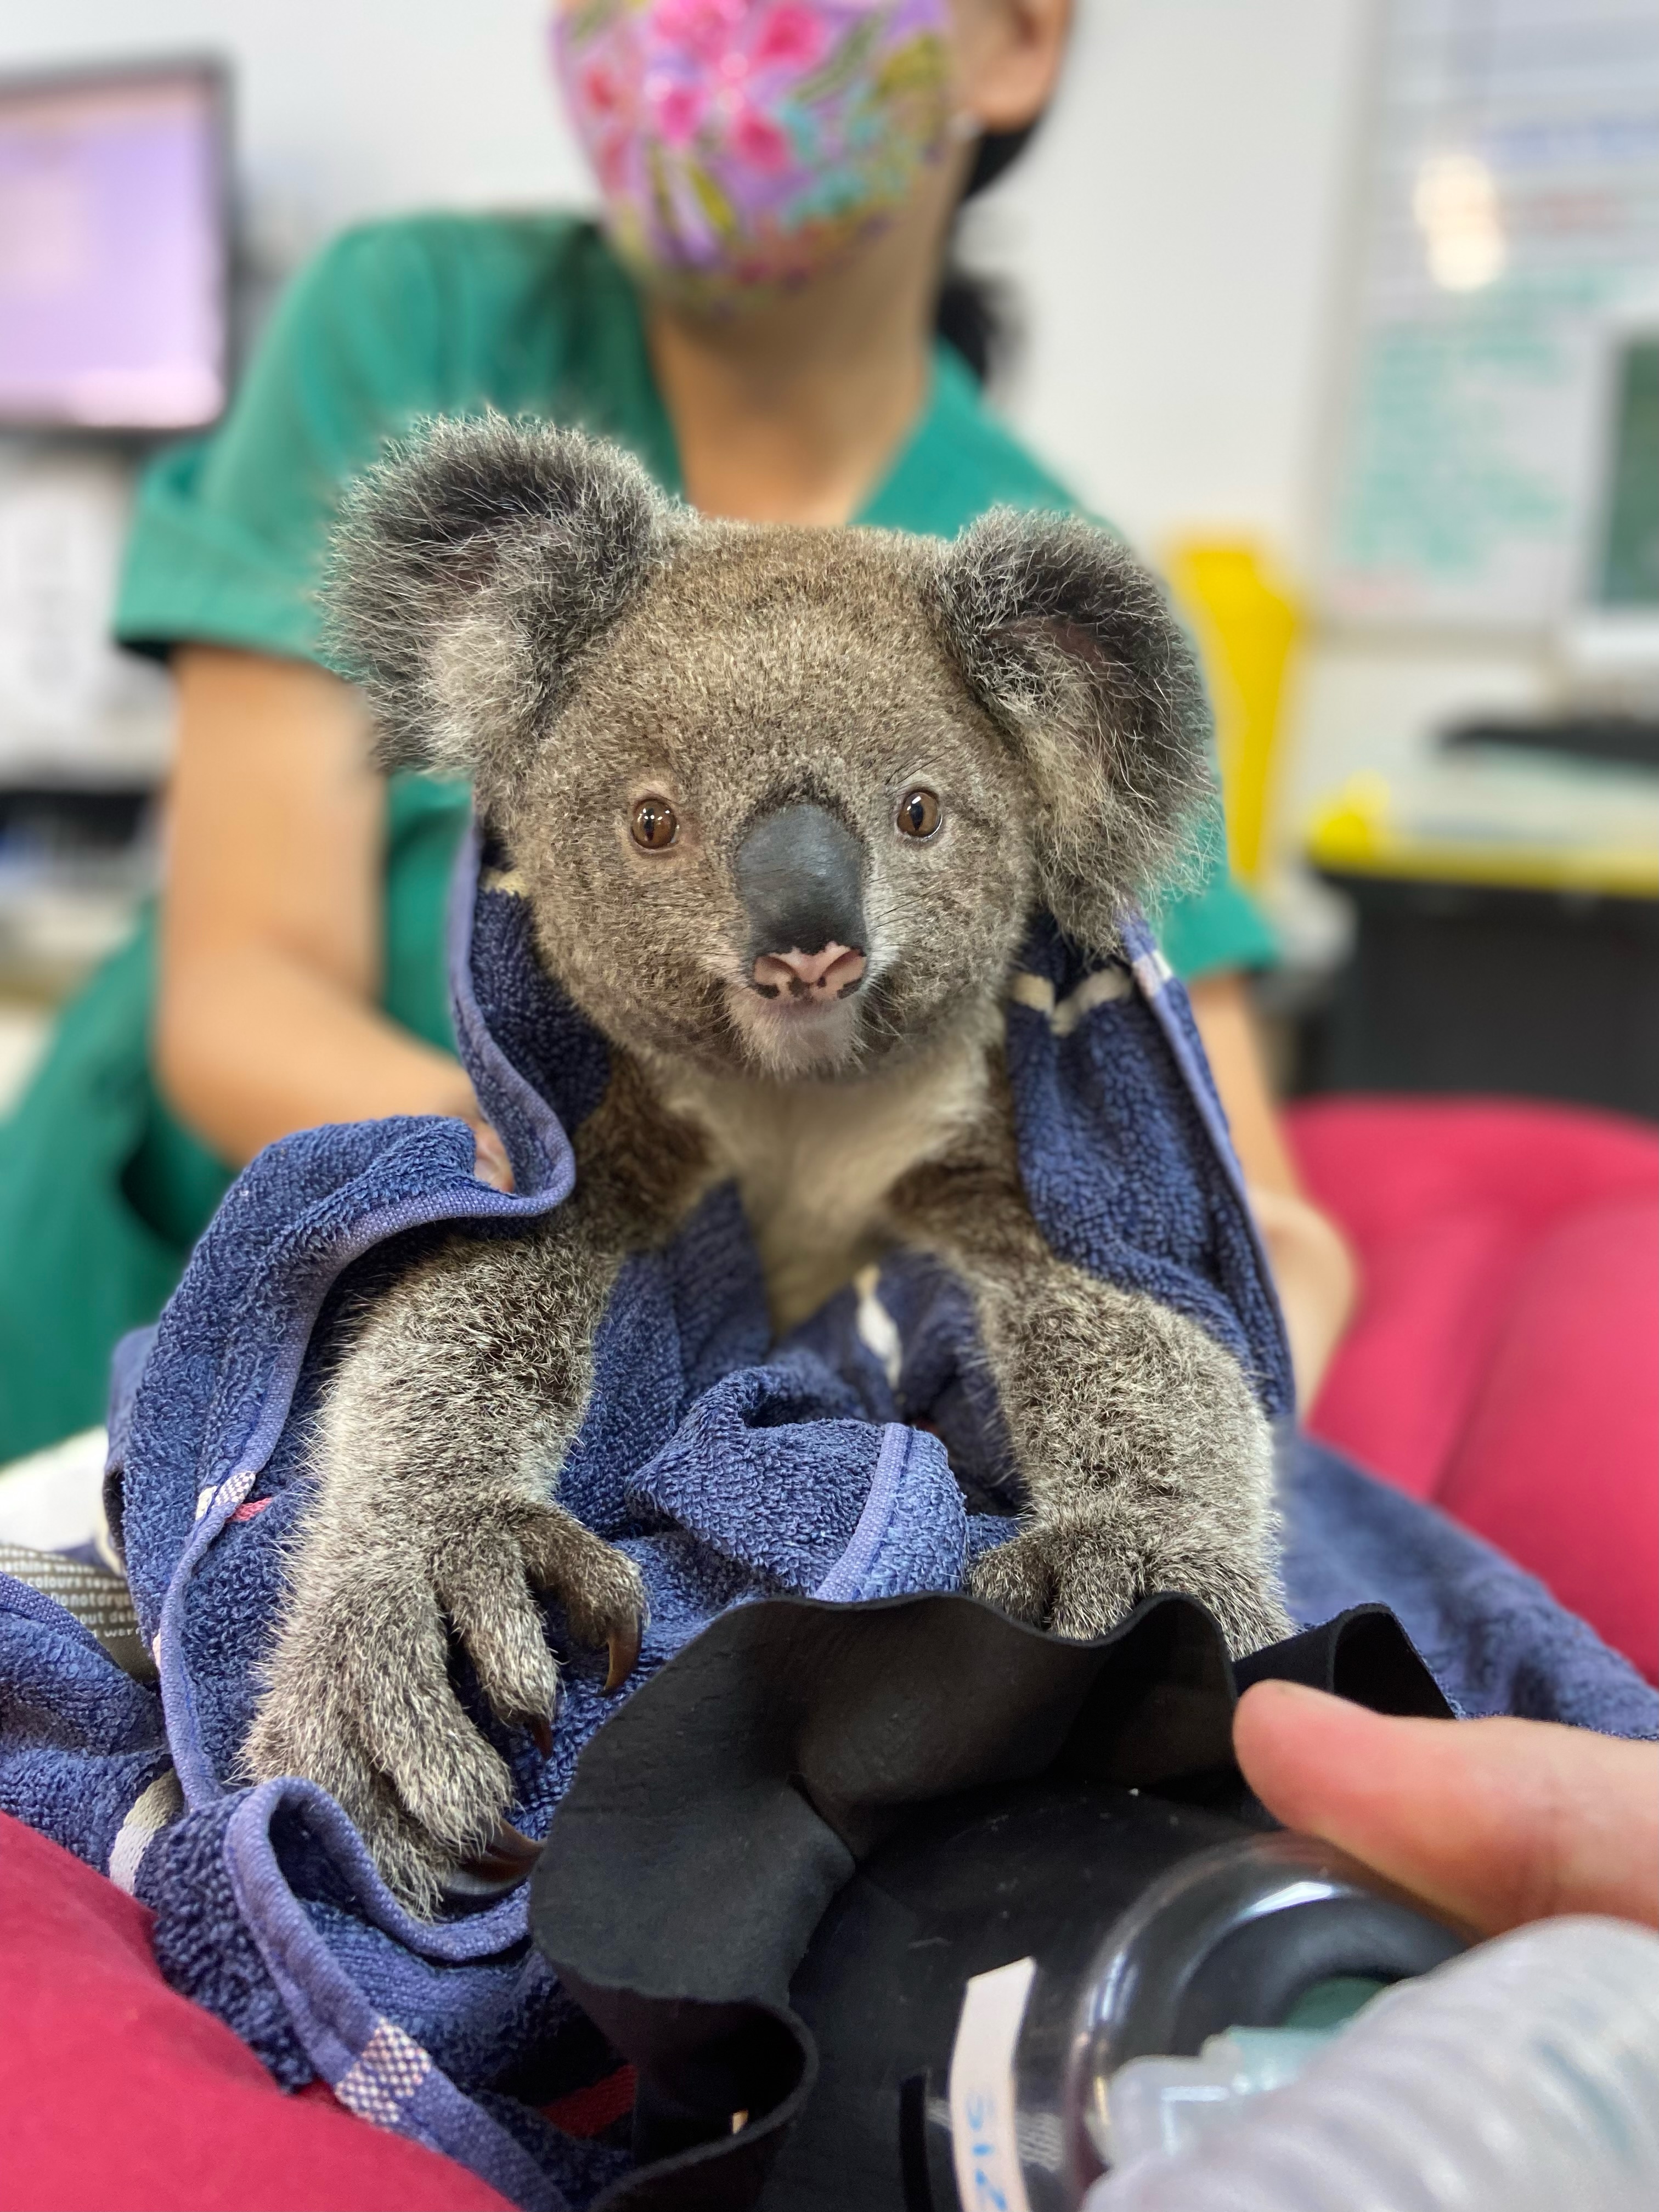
top-left (1324, 0), bottom-right (1659, 630)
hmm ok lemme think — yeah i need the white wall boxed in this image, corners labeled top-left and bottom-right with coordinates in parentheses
top-left (972, 0), bottom-right (1374, 563)
top-left (2, 0), bottom-right (1545, 833)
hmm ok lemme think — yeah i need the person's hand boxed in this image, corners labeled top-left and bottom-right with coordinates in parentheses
top-left (1234, 1679), bottom-right (1659, 1936)
top-left (467, 1118), bottom-right (515, 1194)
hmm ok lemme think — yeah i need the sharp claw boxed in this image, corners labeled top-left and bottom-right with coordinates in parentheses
top-left (529, 1713), bottom-right (553, 1758)
top-left (603, 1620), bottom-right (642, 1693)
top-left (459, 1820), bottom-right (543, 1886)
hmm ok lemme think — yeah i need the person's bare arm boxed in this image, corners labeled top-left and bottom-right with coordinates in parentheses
top-left (156, 645), bottom-right (507, 1178)
top-left (1235, 1679), bottom-right (1659, 1936)
top-left (1187, 972), bottom-right (1357, 1405)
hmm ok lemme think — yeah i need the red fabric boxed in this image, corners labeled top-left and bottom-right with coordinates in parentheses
top-left (1290, 1097), bottom-right (1659, 1683)
top-left (543, 2064), bottom-right (636, 2137)
top-left (0, 1812), bottom-right (515, 2212)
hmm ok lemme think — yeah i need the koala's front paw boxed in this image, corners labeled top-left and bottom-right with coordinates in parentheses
top-left (244, 1500), bottom-right (645, 1914)
top-left (967, 1517), bottom-right (1293, 1659)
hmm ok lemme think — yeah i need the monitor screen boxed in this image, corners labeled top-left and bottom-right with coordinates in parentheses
top-left (0, 61), bottom-right (228, 432)
top-left (1595, 335), bottom-right (1659, 612)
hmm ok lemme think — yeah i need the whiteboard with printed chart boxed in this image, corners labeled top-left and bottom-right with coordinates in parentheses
top-left (1322, 0), bottom-right (1659, 633)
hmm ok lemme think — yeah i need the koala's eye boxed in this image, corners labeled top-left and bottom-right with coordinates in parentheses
top-left (630, 796), bottom-right (678, 850)
top-left (896, 787), bottom-right (942, 840)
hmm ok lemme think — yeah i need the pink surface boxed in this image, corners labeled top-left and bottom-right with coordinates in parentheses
top-left (1290, 1097), bottom-right (1659, 1683)
top-left (0, 1812), bottom-right (515, 2212)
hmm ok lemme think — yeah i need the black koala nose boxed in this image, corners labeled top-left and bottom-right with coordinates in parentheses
top-left (735, 803), bottom-right (867, 996)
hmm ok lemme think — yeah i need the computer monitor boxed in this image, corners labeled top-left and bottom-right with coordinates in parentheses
top-left (0, 59), bottom-right (228, 433)
top-left (1567, 311), bottom-right (1659, 692)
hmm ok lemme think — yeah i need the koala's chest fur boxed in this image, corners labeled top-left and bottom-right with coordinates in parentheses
top-left (651, 1010), bottom-right (1000, 1333)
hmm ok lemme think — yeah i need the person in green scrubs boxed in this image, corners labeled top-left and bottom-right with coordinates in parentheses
top-left (0, 0), bottom-right (1352, 1461)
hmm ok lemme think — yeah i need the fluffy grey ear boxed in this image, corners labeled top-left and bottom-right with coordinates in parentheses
top-left (929, 510), bottom-right (1212, 951)
top-left (324, 413), bottom-right (676, 794)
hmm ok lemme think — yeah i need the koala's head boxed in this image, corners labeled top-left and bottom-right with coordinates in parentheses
top-left (328, 416), bottom-right (1210, 1082)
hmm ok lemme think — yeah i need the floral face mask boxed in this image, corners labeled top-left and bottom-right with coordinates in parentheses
top-left (553, 0), bottom-right (956, 302)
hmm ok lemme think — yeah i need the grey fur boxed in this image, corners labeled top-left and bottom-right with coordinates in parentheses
top-left (324, 414), bottom-right (678, 800)
top-left (247, 419), bottom-right (1290, 1913)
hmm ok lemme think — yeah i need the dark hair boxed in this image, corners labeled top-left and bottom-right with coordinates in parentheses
top-left (934, 122), bottom-right (1040, 387)
top-left (965, 121), bottom-right (1039, 197)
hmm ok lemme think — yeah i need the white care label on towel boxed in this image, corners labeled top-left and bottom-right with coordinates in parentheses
top-left (949, 1954), bottom-right (1036, 2212)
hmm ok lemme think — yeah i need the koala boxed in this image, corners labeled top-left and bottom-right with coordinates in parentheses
top-left (242, 417), bottom-right (1291, 1912)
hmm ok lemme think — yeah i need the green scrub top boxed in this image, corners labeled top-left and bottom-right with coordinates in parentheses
top-left (0, 213), bottom-right (1275, 1462)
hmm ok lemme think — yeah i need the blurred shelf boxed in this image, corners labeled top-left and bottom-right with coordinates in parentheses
top-left (1307, 758), bottom-right (1659, 901)
top-left (0, 782), bottom-right (155, 1000)
top-left (1295, 871), bottom-right (1659, 1121)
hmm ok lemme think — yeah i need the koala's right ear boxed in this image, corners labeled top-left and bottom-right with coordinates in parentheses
top-left (324, 414), bottom-right (676, 795)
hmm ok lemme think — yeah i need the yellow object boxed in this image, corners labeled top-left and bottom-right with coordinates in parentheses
top-left (1308, 771), bottom-right (1659, 898)
top-left (1166, 541), bottom-right (1301, 884)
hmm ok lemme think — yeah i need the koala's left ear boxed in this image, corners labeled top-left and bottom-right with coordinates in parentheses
top-left (929, 510), bottom-right (1212, 952)
top-left (324, 413), bottom-right (678, 801)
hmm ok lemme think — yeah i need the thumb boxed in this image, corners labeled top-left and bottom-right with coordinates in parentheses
top-left (1233, 1679), bottom-right (1659, 1938)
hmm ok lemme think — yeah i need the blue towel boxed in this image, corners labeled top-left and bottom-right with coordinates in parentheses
top-left (3, 831), bottom-right (1653, 2211)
